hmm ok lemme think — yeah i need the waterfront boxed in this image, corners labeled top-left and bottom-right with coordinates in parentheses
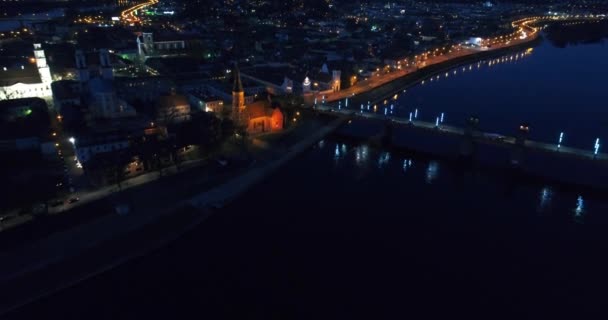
top-left (383, 35), bottom-right (608, 149)
top-left (5, 26), bottom-right (608, 319)
top-left (6, 136), bottom-right (608, 319)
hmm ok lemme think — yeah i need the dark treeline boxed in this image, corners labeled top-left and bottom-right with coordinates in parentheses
top-left (545, 20), bottom-right (608, 48)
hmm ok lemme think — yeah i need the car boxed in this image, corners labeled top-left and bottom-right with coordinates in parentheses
top-left (67, 197), bottom-right (80, 204)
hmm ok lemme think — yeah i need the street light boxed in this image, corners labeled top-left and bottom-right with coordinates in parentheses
top-left (594, 138), bottom-right (600, 157)
top-left (69, 137), bottom-right (75, 145)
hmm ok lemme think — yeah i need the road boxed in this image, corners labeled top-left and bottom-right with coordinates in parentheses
top-left (319, 15), bottom-right (605, 103)
top-left (120, 0), bottom-right (159, 24)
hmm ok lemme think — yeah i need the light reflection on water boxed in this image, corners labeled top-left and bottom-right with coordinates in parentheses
top-left (574, 195), bottom-right (585, 223)
top-left (538, 186), bottom-right (553, 213)
top-left (425, 161), bottom-right (440, 184)
top-left (377, 152), bottom-right (390, 169)
top-left (403, 159), bottom-right (413, 173)
top-left (355, 145), bottom-right (370, 167)
top-left (319, 138), bottom-right (599, 220)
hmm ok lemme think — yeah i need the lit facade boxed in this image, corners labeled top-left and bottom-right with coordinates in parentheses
top-left (0, 43), bottom-right (52, 100)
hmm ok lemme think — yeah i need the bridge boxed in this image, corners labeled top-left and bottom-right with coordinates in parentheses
top-left (314, 103), bottom-right (608, 189)
top-left (316, 104), bottom-right (607, 161)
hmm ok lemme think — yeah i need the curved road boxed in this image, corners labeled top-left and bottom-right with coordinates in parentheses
top-left (320, 14), bottom-right (606, 103)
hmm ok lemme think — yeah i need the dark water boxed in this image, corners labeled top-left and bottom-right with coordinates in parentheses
top-left (7, 32), bottom-right (608, 319)
top-left (377, 36), bottom-right (608, 150)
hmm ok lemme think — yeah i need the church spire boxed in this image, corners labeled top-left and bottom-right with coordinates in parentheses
top-left (233, 63), bottom-right (243, 93)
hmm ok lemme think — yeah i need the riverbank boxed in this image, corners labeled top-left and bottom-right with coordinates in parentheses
top-left (350, 36), bottom-right (542, 106)
top-left (0, 113), bottom-right (348, 316)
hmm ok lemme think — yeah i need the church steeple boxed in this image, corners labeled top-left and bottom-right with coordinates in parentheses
top-left (233, 63), bottom-right (243, 93)
top-left (232, 62), bottom-right (246, 127)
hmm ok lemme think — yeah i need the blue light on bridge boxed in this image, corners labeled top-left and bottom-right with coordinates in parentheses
top-left (338, 101), bottom-right (342, 110)
top-left (440, 112), bottom-right (445, 123)
top-left (409, 112), bottom-right (413, 122)
top-left (435, 117), bottom-right (440, 127)
top-left (390, 104), bottom-right (394, 110)
top-left (314, 97), bottom-right (317, 105)
top-left (360, 104), bottom-right (364, 113)
top-left (384, 108), bottom-right (387, 116)
top-left (345, 98), bottom-right (349, 107)
top-left (414, 108), bottom-right (418, 119)
top-left (594, 138), bottom-right (600, 156)
top-left (557, 132), bottom-right (564, 149)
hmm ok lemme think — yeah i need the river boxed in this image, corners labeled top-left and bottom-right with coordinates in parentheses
top-left (5, 28), bottom-right (608, 319)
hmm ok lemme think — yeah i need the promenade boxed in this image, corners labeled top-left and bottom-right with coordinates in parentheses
top-left (321, 15), bottom-right (603, 103)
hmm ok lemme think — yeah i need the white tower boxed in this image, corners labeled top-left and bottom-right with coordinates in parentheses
top-left (75, 50), bottom-right (90, 83)
top-left (99, 49), bottom-right (114, 80)
top-left (302, 76), bottom-right (311, 93)
top-left (33, 43), bottom-right (52, 84)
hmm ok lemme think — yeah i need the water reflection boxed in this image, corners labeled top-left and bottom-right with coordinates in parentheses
top-left (402, 159), bottom-right (413, 173)
top-left (355, 145), bottom-right (370, 167)
top-left (538, 186), bottom-right (553, 213)
top-left (425, 161), bottom-right (440, 184)
top-left (377, 152), bottom-right (390, 169)
top-left (334, 143), bottom-right (348, 162)
top-left (409, 50), bottom-right (534, 89)
top-left (574, 195), bottom-right (585, 223)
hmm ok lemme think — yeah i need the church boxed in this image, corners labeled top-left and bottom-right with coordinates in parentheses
top-left (232, 64), bottom-right (283, 134)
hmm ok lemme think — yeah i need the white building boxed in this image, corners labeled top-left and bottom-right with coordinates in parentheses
top-left (0, 43), bottom-right (52, 100)
top-left (137, 32), bottom-right (187, 59)
top-left (88, 78), bottom-right (136, 119)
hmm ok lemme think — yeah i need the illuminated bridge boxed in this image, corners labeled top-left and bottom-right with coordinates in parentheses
top-left (314, 103), bottom-right (608, 189)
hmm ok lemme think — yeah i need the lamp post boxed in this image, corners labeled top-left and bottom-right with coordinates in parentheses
top-left (594, 138), bottom-right (600, 158)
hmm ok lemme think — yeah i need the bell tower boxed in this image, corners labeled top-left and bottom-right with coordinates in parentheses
top-left (232, 63), bottom-right (246, 126)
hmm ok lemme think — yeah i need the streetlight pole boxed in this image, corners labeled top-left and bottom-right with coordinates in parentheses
top-left (594, 138), bottom-right (600, 158)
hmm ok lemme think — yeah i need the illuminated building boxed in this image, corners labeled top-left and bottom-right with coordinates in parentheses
top-left (232, 64), bottom-right (283, 134)
top-left (0, 43), bottom-right (52, 100)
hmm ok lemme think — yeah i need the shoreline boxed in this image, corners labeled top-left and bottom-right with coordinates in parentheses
top-left (354, 36), bottom-right (543, 106)
top-left (0, 114), bottom-right (349, 317)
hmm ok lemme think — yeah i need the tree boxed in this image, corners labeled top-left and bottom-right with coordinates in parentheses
top-left (0, 87), bottom-right (16, 100)
top-left (111, 151), bottom-right (133, 191)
